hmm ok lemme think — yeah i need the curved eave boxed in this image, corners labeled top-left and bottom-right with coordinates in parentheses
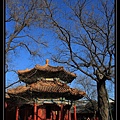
top-left (7, 86), bottom-right (29, 94)
top-left (7, 81), bottom-right (85, 101)
top-left (17, 64), bottom-right (77, 84)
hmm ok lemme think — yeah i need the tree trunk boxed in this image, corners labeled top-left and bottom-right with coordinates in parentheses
top-left (97, 79), bottom-right (109, 120)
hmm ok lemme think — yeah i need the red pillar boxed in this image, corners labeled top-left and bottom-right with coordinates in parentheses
top-left (16, 106), bottom-right (19, 120)
top-left (68, 109), bottom-right (71, 120)
top-left (74, 105), bottom-right (77, 120)
top-left (59, 110), bottom-right (61, 120)
top-left (61, 104), bottom-right (64, 120)
top-left (34, 103), bottom-right (37, 120)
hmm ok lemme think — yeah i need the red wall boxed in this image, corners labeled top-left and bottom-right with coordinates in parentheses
top-left (5, 103), bottom-right (72, 120)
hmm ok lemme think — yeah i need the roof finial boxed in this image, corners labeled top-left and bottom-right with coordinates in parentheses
top-left (46, 59), bottom-right (49, 65)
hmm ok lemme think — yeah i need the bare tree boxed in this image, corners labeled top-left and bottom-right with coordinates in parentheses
top-left (5, 0), bottom-right (50, 73)
top-left (5, 0), bottom-right (54, 88)
top-left (74, 75), bottom-right (97, 100)
top-left (42, 0), bottom-right (115, 120)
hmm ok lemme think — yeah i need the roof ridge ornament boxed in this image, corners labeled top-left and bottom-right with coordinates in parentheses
top-left (46, 59), bottom-right (49, 65)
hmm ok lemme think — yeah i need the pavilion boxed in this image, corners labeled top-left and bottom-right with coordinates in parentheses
top-left (5, 59), bottom-right (86, 120)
